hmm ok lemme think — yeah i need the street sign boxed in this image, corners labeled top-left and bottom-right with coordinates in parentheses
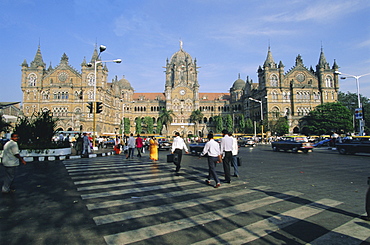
top-left (355, 108), bottom-right (363, 119)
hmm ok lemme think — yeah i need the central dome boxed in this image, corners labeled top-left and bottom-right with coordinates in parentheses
top-left (170, 48), bottom-right (193, 64)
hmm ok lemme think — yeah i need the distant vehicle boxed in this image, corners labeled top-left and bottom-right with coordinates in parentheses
top-left (189, 142), bottom-right (207, 155)
top-left (238, 137), bottom-right (256, 147)
top-left (336, 136), bottom-right (370, 155)
top-left (158, 139), bottom-right (172, 151)
top-left (271, 136), bottom-right (313, 153)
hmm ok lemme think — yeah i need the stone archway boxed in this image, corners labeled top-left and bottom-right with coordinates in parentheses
top-left (293, 126), bottom-right (300, 134)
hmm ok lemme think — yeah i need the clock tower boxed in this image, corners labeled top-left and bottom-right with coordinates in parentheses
top-left (164, 42), bottom-right (200, 125)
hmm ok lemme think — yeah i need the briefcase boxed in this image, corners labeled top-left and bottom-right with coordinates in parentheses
top-left (167, 154), bottom-right (174, 163)
top-left (237, 156), bottom-right (242, 166)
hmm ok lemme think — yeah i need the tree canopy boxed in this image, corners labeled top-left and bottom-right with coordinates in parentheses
top-left (300, 102), bottom-right (353, 135)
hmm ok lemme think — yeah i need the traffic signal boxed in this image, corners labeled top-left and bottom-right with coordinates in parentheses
top-left (96, 102), bottom-right (103, 114)
top-left (87, 102), bottom-right (93, 113)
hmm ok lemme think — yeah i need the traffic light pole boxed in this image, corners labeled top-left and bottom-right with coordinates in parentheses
top-left (93, 102), bottom-right (97, 149)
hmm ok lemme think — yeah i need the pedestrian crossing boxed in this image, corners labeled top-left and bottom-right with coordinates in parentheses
top-left (63, 156), bottom-right (370, 245)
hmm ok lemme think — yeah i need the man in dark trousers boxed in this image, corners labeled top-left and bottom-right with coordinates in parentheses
top-left (200, 133), bottom-right (222, 188)
top-left (2, 133), bottom-right (27, 194)
top-left (171, 132), bottom-right (188, 174)
top-left (220, 129), bottom-right (233, 183)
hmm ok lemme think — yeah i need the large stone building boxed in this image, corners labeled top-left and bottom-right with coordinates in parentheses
top-left (20, 44), bottom-right (339, 136)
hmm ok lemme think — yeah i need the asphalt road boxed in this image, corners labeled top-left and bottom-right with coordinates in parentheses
top-left (1, 145), bottom-right (369, 245)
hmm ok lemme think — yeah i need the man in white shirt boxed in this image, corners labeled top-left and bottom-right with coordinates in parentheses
top-left (220, 129), bottom-right (233, 183)
top-left (127, 133), bottom-right (136, 159)
top-left (229, 132), bottom-right (239, 178)
top-left (200, 133), bottom-right (222, 188)
top-left (171, 132), bottom-right (188, 173)
top-left (2, 133), bottom-right (27, 194)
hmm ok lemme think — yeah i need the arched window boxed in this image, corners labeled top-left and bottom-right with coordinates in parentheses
top-left (270, 74), bottom-right (278, 87)
top-left (271, 107), bottom-right (280, 119)
top-left (325, 75), bottom-right (333, 87)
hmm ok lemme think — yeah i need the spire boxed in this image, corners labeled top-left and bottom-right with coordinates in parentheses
top-left (90, 47), bottom-right (100, 63)
top-left (30, 45), bottom-right (46, 68)
top-left (60, 53), bottom-right (69, 64)
top-left (21, 59), bottom-right (28, 67)
top-left (263, 46), bottom-right (276, 68)
top-left (317, 46), bottom-right (329, 69)
top-left (332, 59), bottom-right (339, 69)
top-left (81, 56), bottom-right (87, 66)
top-left (295, 54), bottom-right (304, 66)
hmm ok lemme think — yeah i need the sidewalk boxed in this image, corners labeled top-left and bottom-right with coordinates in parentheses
top-left (23, 147), bottom-right (116, 162)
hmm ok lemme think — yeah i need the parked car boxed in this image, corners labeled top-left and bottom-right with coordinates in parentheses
top-left (336, 136), bottom-right (370, 155)
top-left (238, 137), bottom-right (256, 147)
top-left (158, 139), bottom-right (172, 151)
top-left (271, 136), bottom-right (313, 153)
top-left (189, 142), bottom-right (206, 155)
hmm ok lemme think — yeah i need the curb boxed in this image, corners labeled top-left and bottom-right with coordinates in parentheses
top-left (23, 151), bottom-right (115, 162)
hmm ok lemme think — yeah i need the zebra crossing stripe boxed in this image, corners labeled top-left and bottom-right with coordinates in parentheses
top-left (193, 198), bottom-right (343, 245)
top-left (80, 178), bottom-right (200, 200)
top-left (66, 162), bottom-right (165, 173)
top-left (75, 172), bottom-right (178, 189)
top-left (77, 174), bottom-right (205, 191)
top-left (103, 190), bottom-right (302, 245)
top-left (94, 187), bottom-right (263, 225)
top-left (307, 213), bottom-right (370, 245)
top-left (86, 183), bottom-right (256, 210)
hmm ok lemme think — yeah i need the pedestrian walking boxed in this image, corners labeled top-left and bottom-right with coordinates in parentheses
top-left (135, 134), bottom-right (144, 157)
top-left (127, 133), bottom-right (136, 159)
top-left (229, 132), bottom-right (239, 178)
top-left (200, 133), bottom-right (222, 188)
top-left (1, 133), bottom-right (27, 194)
top-left (149, 137), bottom-right (158, 162)
top-left (220, 129), bottom-right (233, 183)
top-left (361, 177), bottom-right (370, 221)
top-left (81, 133), bottom-right (90, 157)
top-left (171, 132), bottom-right (188, 174)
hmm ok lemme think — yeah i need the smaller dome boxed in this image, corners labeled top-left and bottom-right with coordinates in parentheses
top-left (117, 76), bottom-right (133, 90)
top-left (232, 78), bottom-right (245, 90)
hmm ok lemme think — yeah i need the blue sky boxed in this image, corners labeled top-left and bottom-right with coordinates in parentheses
top-left (1, 0), bottom-right (370, 103)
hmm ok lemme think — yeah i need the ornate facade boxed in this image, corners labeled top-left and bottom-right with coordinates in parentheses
top-left (20, 44), bottom-right (339, 136)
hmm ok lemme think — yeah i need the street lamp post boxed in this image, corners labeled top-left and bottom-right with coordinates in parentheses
top-left (336, 71), bottom-right (370, 136)
top-left (249, 97), bottom-right (264, 141)
top-left (89, 45), bottom-right (121, 148)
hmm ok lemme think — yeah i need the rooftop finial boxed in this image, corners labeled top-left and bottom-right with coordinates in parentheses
top-left (179, 39), bottom-right (183, 50)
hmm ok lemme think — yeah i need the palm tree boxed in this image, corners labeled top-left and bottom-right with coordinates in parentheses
top-left (190, 109), bottom-right (203, 137)
top-left (158, 109), bottom-right (175, 135)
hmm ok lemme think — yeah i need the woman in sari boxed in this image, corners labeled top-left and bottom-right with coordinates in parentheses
top-left (149, 137), bottom-right (158, 162)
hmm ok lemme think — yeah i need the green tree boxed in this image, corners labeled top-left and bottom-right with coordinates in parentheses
top-left (245, 118), bottom-right (254, 134)
top-left (190, 109), bottom-right (203, 137)
top-left (158, 109), bottom-right (175, 133)
top-left (300, 102), bottom-right (352, 135)
top-left (214, 115), bottom-right (223, 133)
top-left (338, 91), bottom-right (370, 134)
top-left (0, 115), bottom-right (12, 135)
top-left (224, 114), bottom-right (233, 132)
top-left (123, 118), bottom-right (130, 134)
top-left (270, 117), bottom-right (289, 136)
top-left (14, 110), bottom-right (59, 148)
top-left (156, 118), bottom-right (163, 134)
top-left (239, 114), bottom-right (246, 133)
top-left (143, 116), bottom-right (154, 134)
top-left (135, 117), bottom-right (142, 134)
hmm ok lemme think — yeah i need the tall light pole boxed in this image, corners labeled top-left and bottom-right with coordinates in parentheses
top-left (89, 45), bottom-right (121, 148)
top-left (336, 71), bottom-right (370, 136)
top-left (249, 97), bottom-right (264, 141)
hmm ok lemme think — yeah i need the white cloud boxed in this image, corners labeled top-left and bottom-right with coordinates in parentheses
top-left (262, 1), bottom-right (366, 23)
